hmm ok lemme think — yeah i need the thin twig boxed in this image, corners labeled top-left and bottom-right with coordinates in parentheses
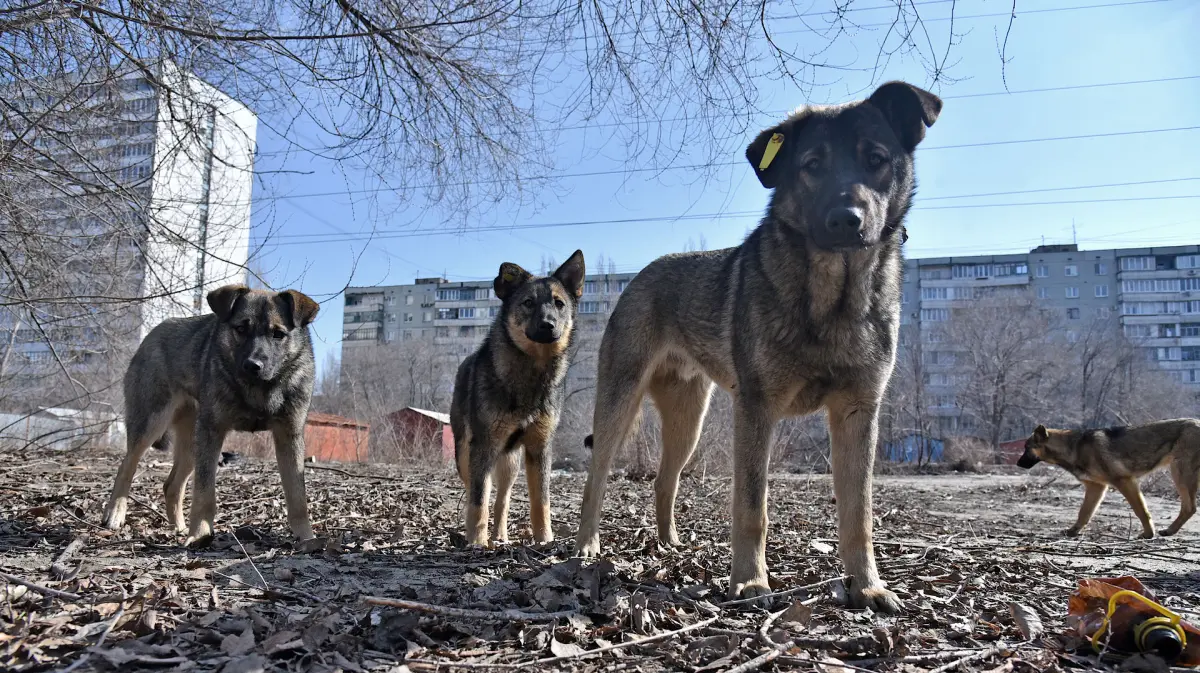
top-left (928, 646), bottom-right (1005, 673)
top-left (211, 570), bottom-right (320, 602)
top-left (757, 607), bottom-right (788, 647)
top-left (362, 596), bottom-right (578, 622)
top-left (534, 615), bottom-right (721, 665)
top-left (849, 648), bottom-right (996, 667)
top-left (307, 463), bottom-right (410, 483)
top-left (718, 576), bottom-right (848, 608)
top-left (726, 647), bottom-right (783, 673)
top-left (230, 526), bottom-right (269, 590)
top-left (127, 493), bottom-right (171, 524)
top-left (0, 570), bottom-right (81, 601)
top-left (50, 536), bottom-right (86, 580)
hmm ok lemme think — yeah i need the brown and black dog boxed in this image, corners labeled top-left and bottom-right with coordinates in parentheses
top-left (451, 252), bottom-right (585, 546)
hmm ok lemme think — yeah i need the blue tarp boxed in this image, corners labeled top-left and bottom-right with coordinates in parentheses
top-left (883, 434), bottom-right (944, 463)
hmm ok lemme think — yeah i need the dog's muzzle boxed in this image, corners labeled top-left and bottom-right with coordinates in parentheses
top-left (526, 323), bottom-right (560, 344)
top-left (1016, 452), bottom-right (1041, 469)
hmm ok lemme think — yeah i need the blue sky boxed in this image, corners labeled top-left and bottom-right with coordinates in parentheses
top-left (248, 0), bottom-right (1200, 370)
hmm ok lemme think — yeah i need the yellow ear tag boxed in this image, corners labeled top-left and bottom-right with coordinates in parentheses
top-left (502, 270), bottom-right (516, 283)
top-left (758, 133), bottom-right (784, 171)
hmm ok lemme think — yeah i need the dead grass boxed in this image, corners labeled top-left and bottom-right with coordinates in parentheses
top-left (2, 446), bottom-right (1199, 672)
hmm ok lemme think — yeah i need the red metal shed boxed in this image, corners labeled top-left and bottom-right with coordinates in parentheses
top-left (997, 438), bottom-right (1026, 465)
top-left (386, 407), bottom-right (454, 463)
top-left (304, 412), bottom-right (370, 463)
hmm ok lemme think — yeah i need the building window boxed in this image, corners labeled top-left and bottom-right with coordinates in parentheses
top-left (1094, 262), bottom-right (1108, 275)
top-left (1095, 285), bottom-right (1109, 298)
top-left (490, 306), bottom-right (499, 317)
top-left (1035, 265), bottom-right (1048, 278)
top-left (1124, 324), bottom-right (1152, 338)
top-left (1120, 256), bottom-right (1155, 271)
top-left (1123, 279), bottom-right (1181, 293)
top-left (580, 301), bottom-right (602, 314)
top-left (1037, 287), bottom-right (1050, 299)
top-left (460, 307), bottom-right (475, 318)
top-left (458, 326), bottom-right (473, 337)
top-left (403, 330), bottom-right (413, 341)
top-left (1183, 323), bottom-right (1200, 337)
top-left (919, 267), bottom-right (952, 280)
top-left (920, 308), bottom-right (949, 322)
top-left (1183, 347), bottom-right (1200, 362)
top-left (385, 295), bottom-right (394, 305)
top-left (406, 295), bottom-right (414, 305)
top-left (1096, 307), bottom-right (1111, 319)
top-left (1064, 265), bottom-right (1078, 277)
top-left (1184, 278), bottom-right (1200, 292)
top-left (583, 280), bottom-right (597, 295)
top-left (423, 311), bottom-right (432, 322)
top-left (436, 327), bottom-right (449, 338)
top-left (404, 313), bottom-right (413, 323)
top-left (1066, 287), bottom-right (1079, 299)
top-left (1067, 308), bottom-right (1080, 320)
top-left (617, 280), bottom-right (630, 292)
top-left (1177, 255), bottom-right (1200, 270)
top-left (386, 331), bottom-right (396, 341)
top-left (1066, 331), bottom-right (1078, 343)
top-left (921, 287), bottom-right (948, 300)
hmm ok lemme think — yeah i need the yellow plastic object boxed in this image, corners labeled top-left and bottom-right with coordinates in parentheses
top-left (1090, 589), bottom-right (1186, 654)
top-left (758, 133), bottom-right (784, 170)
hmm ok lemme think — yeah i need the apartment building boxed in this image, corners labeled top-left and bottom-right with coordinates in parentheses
top-left (342, 278), bottom-right (442, 355)
top-left (899, 243), bottom-right (1200, 433)
top-left (0, 63), bottom-right (255, 410)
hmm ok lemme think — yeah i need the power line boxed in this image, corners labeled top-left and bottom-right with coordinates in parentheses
top-left (261, 193), bottom-right (1200, 248)
top-left (264, 176), bottom-right (1200, 242)
top-left (258, 124), bottom-right (1200, 203)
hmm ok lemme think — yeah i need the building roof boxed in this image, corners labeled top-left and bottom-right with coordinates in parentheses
top-left (399, 407), bottom-right (451, 425)
top-left (307, 412), bottom-right (370, 429)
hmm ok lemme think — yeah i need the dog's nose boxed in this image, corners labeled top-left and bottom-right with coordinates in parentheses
top-left (242, 358), bottom-right (263, 374)
top-left (538, 320), bottom-right (555, 332)
top-left (825, 207), bottom-right (863, 233)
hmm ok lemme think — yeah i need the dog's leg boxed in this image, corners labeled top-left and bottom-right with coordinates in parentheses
top-left (523, 420), bottom-right (555, 543)
top-left (648, 374), bottom-right (713, 546)
top-left (186, 414), bottom-right (229, 548)
top-left (1066, 481), bottom-right (1108, 536)
top-left (729, 395), bottom-right (774, 603)
top-left (1162, 461), bottom-right (1198, 536)
top-left (575, 352), bottom-right (648, 558)
top-left (491, 450), bottom-right (520, 544)
top-left (163, 409), bottom-right (197, 534)
top-left (827, 395), bottom-right (901, 614)
top-left (272, 419), bottom-right (314, 541)
top-left (465, 435), bottom-right (495, 547)
top-left (1111, 477), bottom-right (1156, 539)
top-left (103, 407), bottom-right (172, 530)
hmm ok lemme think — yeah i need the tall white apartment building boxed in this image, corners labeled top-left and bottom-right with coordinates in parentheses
top-left (0, 63), bottom-right (256, 409)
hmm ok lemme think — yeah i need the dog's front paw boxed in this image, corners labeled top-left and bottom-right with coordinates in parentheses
top-left (729, 579), bottom-right (772, 608)
top-left (101, 503), bottom-right (126, 531)
top-left (186, 520), bottom-right (214, 549)
top-left (1063, 526), bottom-right (1081, 537)
top-left (573, 534), bottom-right (601, 558)
top-left (847, 583), bottom-right (903, 614)
top-left (1138, 529), bottom-right (1156, 540)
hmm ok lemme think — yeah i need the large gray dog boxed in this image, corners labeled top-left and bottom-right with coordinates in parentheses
top-left (575, 82), bottom-right (942, 613)
top-left (102, 285), bottom-right (320, 547)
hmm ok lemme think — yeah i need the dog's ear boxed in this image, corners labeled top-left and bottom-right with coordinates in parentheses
top-left (494, 262), bottom-right (533, 301)
top-left (867, 81), bottom-right (942, 152)
top-left (746, 124), bottom-right (787, 189)
top-left (1033, 424), bottom-right (1048, 441)
top-left (207, 285), bottom-right (250, 322)
top-left (553, 250), bottom-right (586, 298)
top-left (280, 289), bottom-right (320, 329)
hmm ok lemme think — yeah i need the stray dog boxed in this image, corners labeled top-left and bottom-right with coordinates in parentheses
top-left (574, 82), bottom-right (941, 613)
top-left (102, 285), bottom-right (320, 546)
top-left (451, 251), bottom-right (585, 546)
top-left (1017, 420), bottom-right (1200, 538)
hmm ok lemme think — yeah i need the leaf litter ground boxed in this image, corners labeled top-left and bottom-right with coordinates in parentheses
top-left (2, 447), bottom-right (1200, 672)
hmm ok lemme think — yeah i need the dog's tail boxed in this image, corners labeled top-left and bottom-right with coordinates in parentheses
top-left (584, 434), bottom-right (593, 450)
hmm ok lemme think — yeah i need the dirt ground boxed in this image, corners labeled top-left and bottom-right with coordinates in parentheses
top-left (2, 447), bottom-right (1200, 672)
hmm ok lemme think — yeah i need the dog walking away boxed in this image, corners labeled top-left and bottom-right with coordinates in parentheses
top-left (102, 285), bottom-right (320, 547)
top-left (451, 251), bottom-right (585, 546)
top-left (574, 82), bottom-right (942, 613)
top-left (1018, 419), bottom-right (1200, 539)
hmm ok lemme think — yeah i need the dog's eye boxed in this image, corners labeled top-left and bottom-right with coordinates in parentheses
top-left (272, 329), bottom-right (287, 340)
top-left (522, 298), bottom-right (534, 308)
top-left (233, 324), bottom-right (248, 335)
top-left (803, 157), bottom-right (821, 173)
top-left (867, 152), bottom-right (889, 169)
top-left (554, 299), bottom-right (565, 309)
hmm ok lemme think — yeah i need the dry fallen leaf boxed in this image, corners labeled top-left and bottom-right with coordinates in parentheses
top-left (1009, 602), bottom-right (1043, 640)
top-left (549, 637), bottom-right (586, 657)
top-left (780, 600), bottom-right (813, 626)
top-left (220, 627), bottom-right (256, 657)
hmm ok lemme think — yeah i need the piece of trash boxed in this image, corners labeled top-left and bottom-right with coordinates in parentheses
top-left (1067, 575), bottom-right (1200, 666)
